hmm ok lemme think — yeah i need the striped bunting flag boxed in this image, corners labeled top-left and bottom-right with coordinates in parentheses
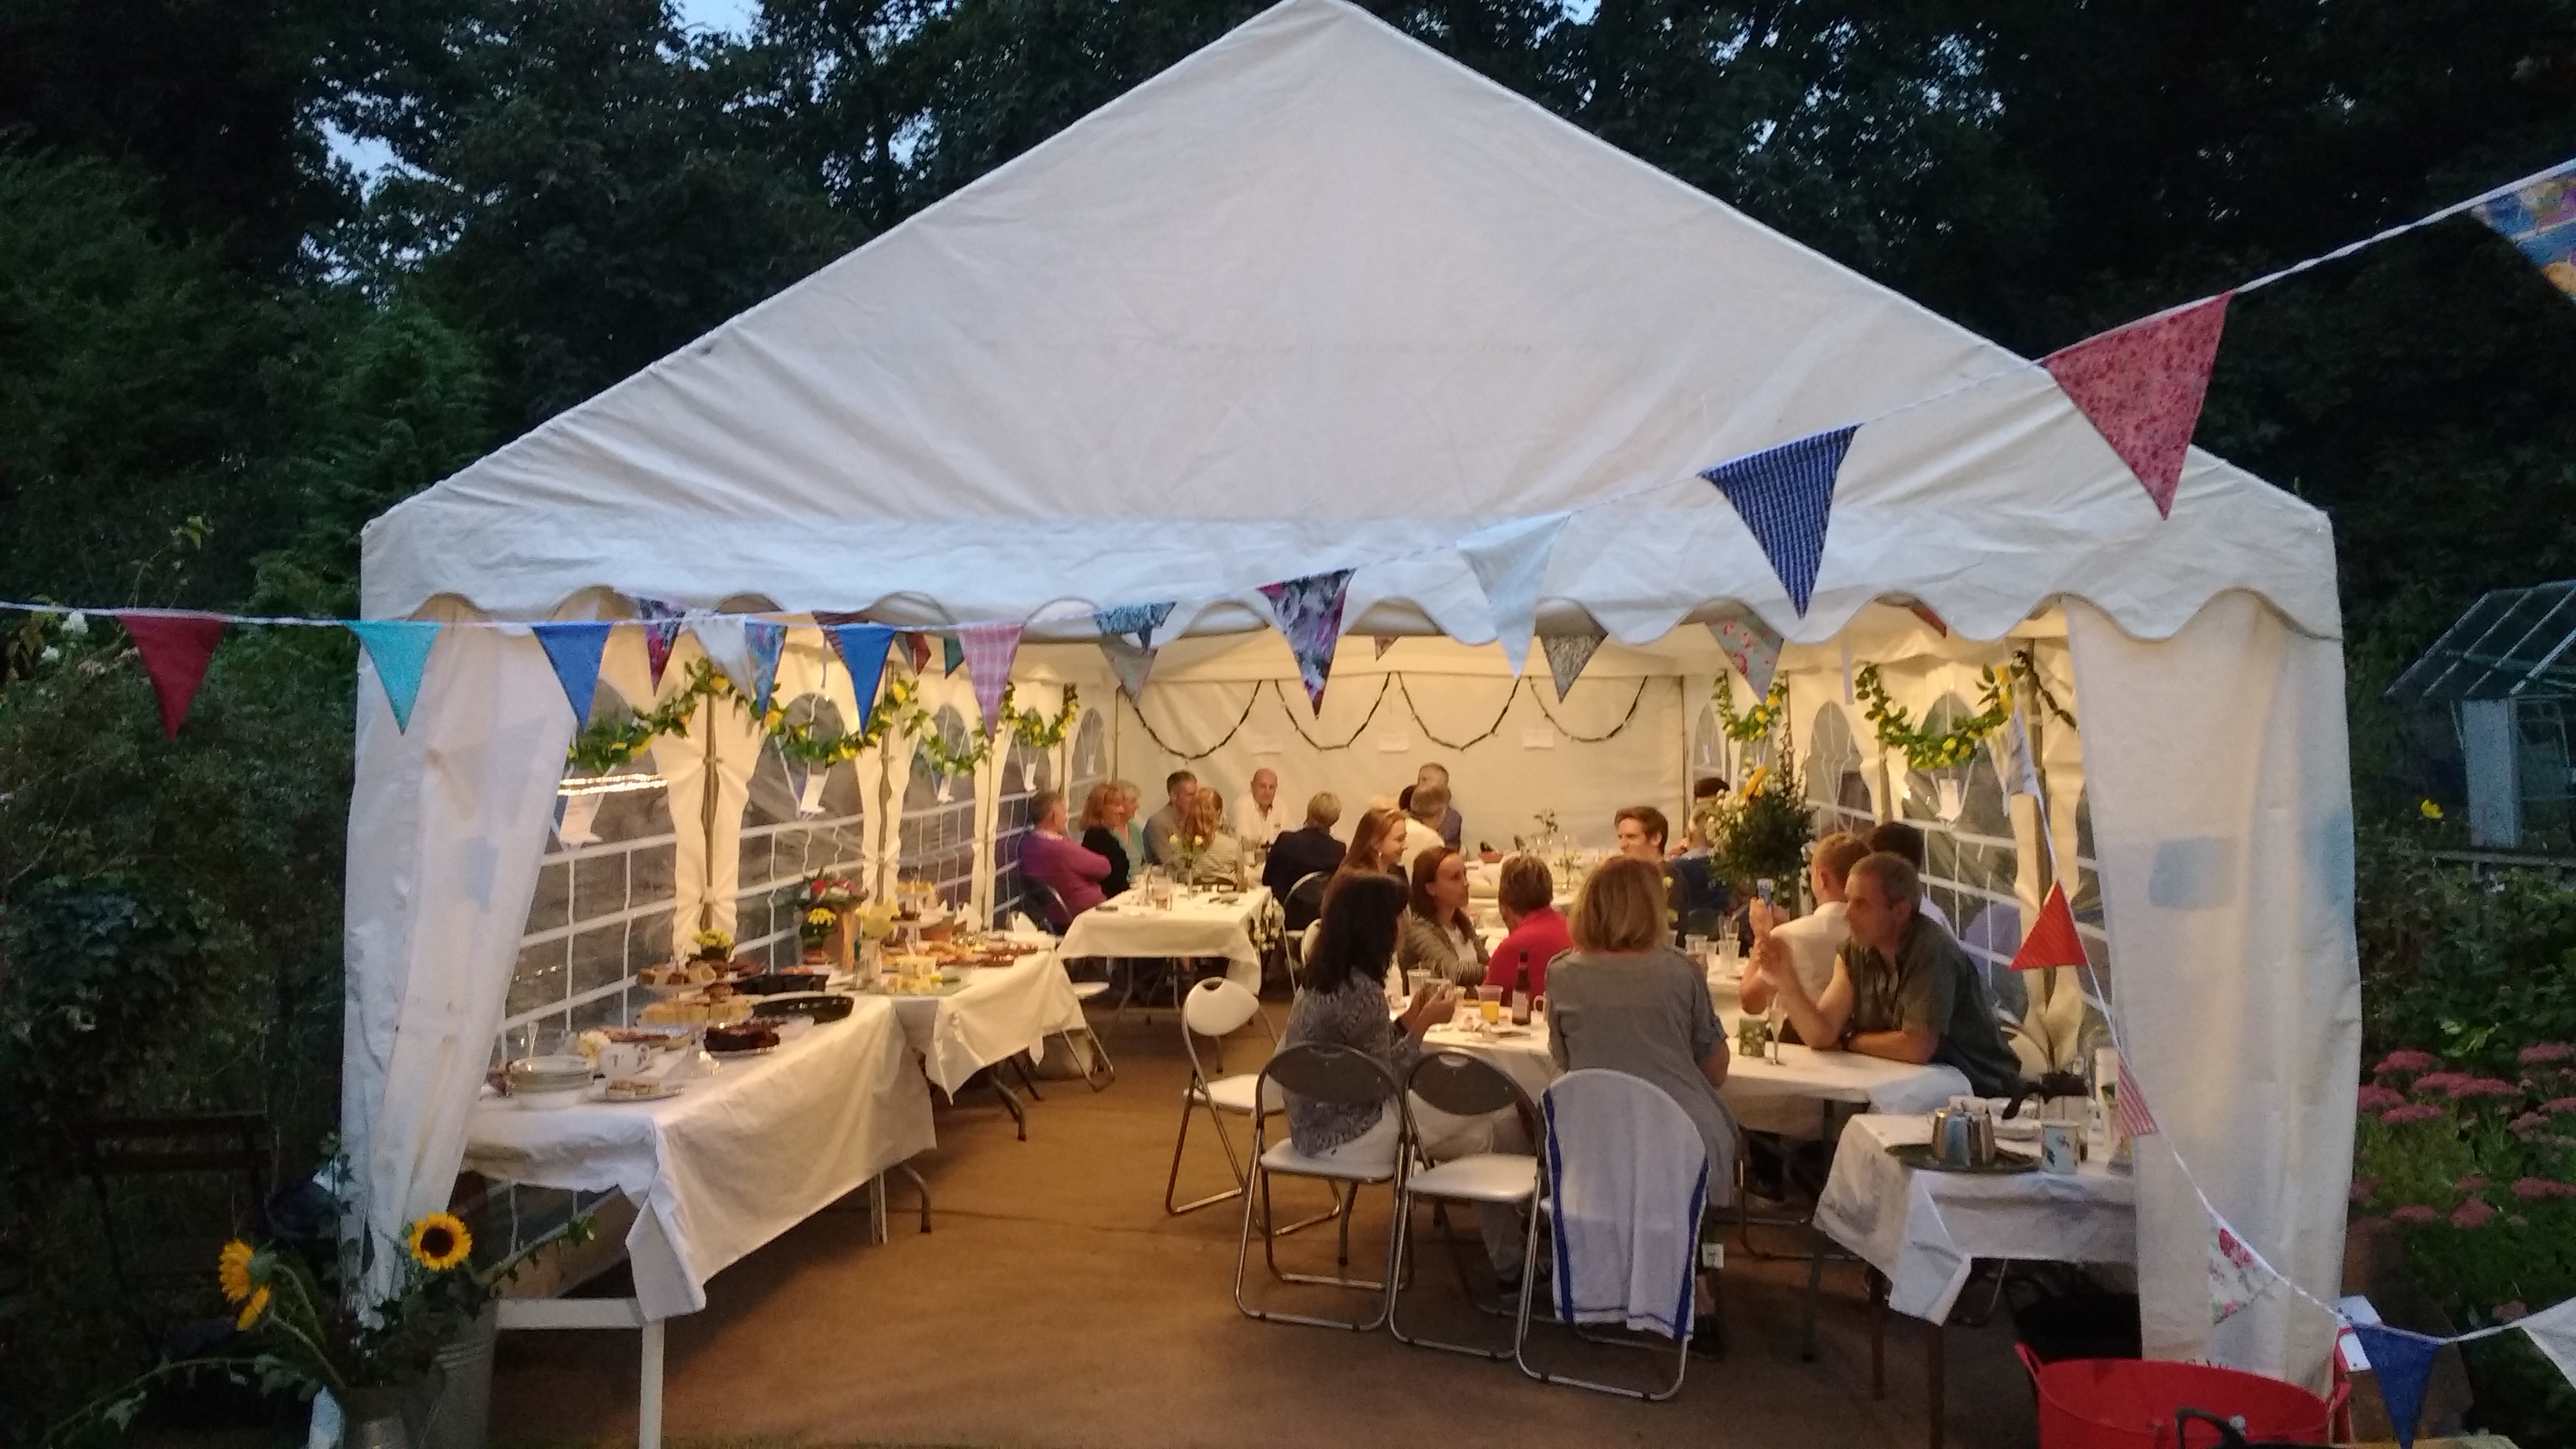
top-left (1702, 426), bottom-right (1860, 616)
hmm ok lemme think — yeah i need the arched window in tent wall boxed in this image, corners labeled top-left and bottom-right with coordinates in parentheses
top-left (1689, 702), bottom-right (1725, 793)
top-left (1805, 702), bottom-right (1875, 838)
top-left (734, 695), bottom-right (867, 970)
top-left (502, 678), bottom-right (677, 1063)
top-left (1069, 708), bottom-right (1108, 810)
top-left (1898, 693), bottom-right (2026, 1021)
top-left (991, 731), bottom-right (1054, 928)
top-left (899, 706), bottom-right (978, 910)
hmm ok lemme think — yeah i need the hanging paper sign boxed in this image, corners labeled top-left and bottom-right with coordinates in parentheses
top-left (744, 620), bottom-right (786, 716)
top-left (1705, 606), bottom-right (1783, 698)
top-left (2208, 1221), bottom-right (2270, 1326)
top-left (2471, 160), bottom-right (2576, 298)
top-left (1540, 625), bottom-right (1606, 702)
top-left (2041, 294), bottom-right (2231, 519)
top-left (957, 621), bottom-right (1024, 734)
top-left (2010, 883), bottom-right (2088, 972)
top-left (1702, 425), bottom-right (1859, 616)
top-left (1458, 511), bottom-right (1572, 677)
top-left (117, 611), bottom-right (227, 739)
top-left (635, 598), bottom-right (686, 688)
top-left (531, 621), bottom-right (614, 726)
top-left (347, 619), bottom-right (441, 733)
top-left (817, 619), bottom-right (897, 732)
top-left (2003, 707), bottom-right (2047, 799)
top-left (2349, 1323), bottom-right (2444, 1449)
top-left (1258, 570), bottom-right (1354, 711)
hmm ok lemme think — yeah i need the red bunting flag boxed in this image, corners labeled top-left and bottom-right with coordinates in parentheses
top-left (2042, 293), bottom-right (2232, 518)
top-left (2117, 1058), bottom-right (2159, 1141)
top-left (2011, 882), bottom-right (2089, 972)
top-left (903, 631), bottom-right (933, 675)
top-left (117, 611), bottom-right (227, 739)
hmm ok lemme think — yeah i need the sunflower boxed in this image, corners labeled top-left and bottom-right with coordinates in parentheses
top-left (236, 1283), bottom-right (272, 1331)
top-left (407, 1212), bottom-right (472, 1272)
top-left (217, 1240), bottom-right (256, 1303)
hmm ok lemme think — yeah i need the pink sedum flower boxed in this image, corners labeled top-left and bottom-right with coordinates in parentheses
top-left (2452, 1198), bottom-right (2497, 1229)
top-left (2510, 1177), bottom-right (2576, 1201)
top-left (2380, 1103), bottom-right (2447, 1126)
top-left (2518, 1043), bottom-right (2575, 1066)
top-left (2357, 1084), bottom-right (2406, 1112)
top-left (2375, 1049), bottom-right (2438, 1076)
top-left (2456, 1174), bottom-right (2488, 1193)
top-left (2450, 1077), bottom-right (2520, 1101)
top-left (2349, 1177), bottom-right (2379, 1204)
top-left (2412, 1072), bottom-right (2472, 1097)
top-left (2544, 1097), bottom-right (2576, 1116)
top-left (2389, 1204), bottom-right (2440, 1224)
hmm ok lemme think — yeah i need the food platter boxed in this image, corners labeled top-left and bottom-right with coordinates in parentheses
top-left (588, 1079), bottom-right (687, 1104)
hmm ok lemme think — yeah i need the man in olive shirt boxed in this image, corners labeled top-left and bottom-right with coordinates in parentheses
top-left (1749, 851), bottom-right (2024, 1097)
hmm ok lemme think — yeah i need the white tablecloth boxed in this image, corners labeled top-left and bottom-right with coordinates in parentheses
top-left (876, 949), bottom-right (1088, 1095)
top-left (1812, 1114), bottom-right (2136, 1323)
top-left (1056, 887), bottom-right (1273, 991)
top-left (463, 996), bottom-right (936, 1320)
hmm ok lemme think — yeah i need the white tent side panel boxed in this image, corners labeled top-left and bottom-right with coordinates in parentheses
top-left (2069, 594), bottom-right (2361, 1386)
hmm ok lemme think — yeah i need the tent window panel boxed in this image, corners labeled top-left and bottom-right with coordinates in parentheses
top-left (734, 708), bottom-right (866, 968)
top-left (500, 720), bottom-right (678, 1062)
top-left (1070, 708), bottom-right (1107, 801)
top-left (570, 923), bottom-right (629, 996)
top-left (508, 939), bottom-right (568, 1020)
top-left (528, 862), bottom-right (570, 934)
top-left (992, 738), bottom-right (1051, 928)
top-left (900, 707), bottom-right (978, 908)
top-left (2072, 789), bottom-right (2113, 1003)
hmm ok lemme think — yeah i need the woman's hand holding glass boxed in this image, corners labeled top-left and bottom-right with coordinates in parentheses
top-left (1399, 981), bottom-right (1460, 1038)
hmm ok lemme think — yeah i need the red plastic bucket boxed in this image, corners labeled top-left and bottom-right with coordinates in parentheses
top-left (2018, 1346), bottom-right (2343, 1448)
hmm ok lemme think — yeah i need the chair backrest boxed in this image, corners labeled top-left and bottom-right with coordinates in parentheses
top-left (1020, 878), bottom-right (1069, 934)
top-left (1260, 1042), bottom-right (1401, 1108)
top-left (1182, 977), bottom-right (1263, 1038)
top-left (1283, 870), bottom-right (1331, 934)
top-left (1406, 1049), bottom-right (1530, 1120)
top-left (1539, 1069), bottom-right (1709, 1336)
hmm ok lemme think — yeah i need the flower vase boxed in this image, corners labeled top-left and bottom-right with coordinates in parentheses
top-left (339, 1388), bottom-right (414, 1449)
top-left (829, 910), bottom-right (858, 974)
top-left (421, 1302), bottom-right (497, 1449)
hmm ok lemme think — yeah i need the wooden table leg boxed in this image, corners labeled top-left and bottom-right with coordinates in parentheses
top-left (1869, 1269), bottom-right (1887, 1399)
top-left (1926, 1320), bottom-right (1944, 1449)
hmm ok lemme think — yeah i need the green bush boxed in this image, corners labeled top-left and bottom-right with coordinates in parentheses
top-left (2355, 822), bottom-right (2576, 1071)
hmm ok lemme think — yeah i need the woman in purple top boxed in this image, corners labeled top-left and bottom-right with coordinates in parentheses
top-left (1018, 788), bottom-right (1109, 929)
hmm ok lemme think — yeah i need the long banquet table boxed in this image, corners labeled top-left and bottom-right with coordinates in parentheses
top-left (1055, 885), bottom-right (1274, 991)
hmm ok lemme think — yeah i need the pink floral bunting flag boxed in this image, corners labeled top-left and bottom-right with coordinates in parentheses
top-left (635, 598), bottom-right (687, 687)
top-left (2041, 294), bottom-right (2232, 519)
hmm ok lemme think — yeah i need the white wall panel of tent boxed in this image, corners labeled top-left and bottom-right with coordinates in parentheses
top-left (346, 0), bottom-right (2359, 1388)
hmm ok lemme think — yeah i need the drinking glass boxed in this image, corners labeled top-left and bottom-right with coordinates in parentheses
top-left (1477, 985), bottom-right (1503, 1025)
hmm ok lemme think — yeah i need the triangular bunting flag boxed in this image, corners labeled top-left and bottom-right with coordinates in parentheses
top-left (1702, 426), bottom-right (1858, 616)
top-left (1100, 634), bottom-right (1157, 701)
top-left (531, 622), bottom-right (614, 727)
top-left (347, 619), bottom-right (441, 733)
top-left (2471, 160), bottom-right (2576, 300)
top-left (2011, 883), bottom-right (2088, 972)
top-left (1908, 602), bottom-right (1949, 637)
top-left (2351, 1322), bottom-right (2445, 1449)
top-left (957, 621), bottom-right (1024, 734)
top-left (1540, 625), bottom-right (1605, 702)
top-left (1258, 570), bottom-right (1354, 711)
top-left (903, 630), bottom-right (933, 675)
top-left (1459, 511), bottom-right (1571, 677)
top-left (117, 612), bottom-right (227, 739)
top-left (1705, 607), bottom-right (1783, 698)
top-left (635, 598), bottom-right (687, 687)
top-left (1373, 635), bottom-right (1397, 658)
top-left (2041, 294), bottom-right (2231, 519)
top-left (2518, 1299), bottom-right (2576, 1391)
top-left (2116, 1058), bottom-right (2159, 1141)
top-left (692, 616), bottom-right (754, 698)
top-left (1094, 602), bottom-right (1174, 648)
top-left (2208, 1221), bottom-right (2271, 1326)
top-left (745, 620), bottom-right (786, 716)
top-left (819, 622), bottom-right (897, 733)
top-left (2004, 707), bottom-right (2046, 799)
top-left (939, 633), bottom-right (964, 676)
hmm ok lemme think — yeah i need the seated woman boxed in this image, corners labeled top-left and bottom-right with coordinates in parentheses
top-left (1482, 853), bottom-right (1573, 1000)
top-left (1175, 785), bottom-right (1248, 889)
top-left (1399, 847), bottom-right (1490, 986)
top-left (1076, 782), bottom-right (1133, 898)
top-left (1312, 805), bottom-right (1411, 978)
top-left (1281, 872), bottom-right (1459, 1165)
top-left (1546, 854), bottom-right (1736, 1345)
top-left (1115, 780), bottom-right (1150, 871)
top-left (1016, 788), bottom-right (1110, 929)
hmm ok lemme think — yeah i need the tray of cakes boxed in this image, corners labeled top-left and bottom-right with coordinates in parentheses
top-left (918, 937), bottom-right (1034, 970)
top-left (637, 980), bottom-right (757, 1028)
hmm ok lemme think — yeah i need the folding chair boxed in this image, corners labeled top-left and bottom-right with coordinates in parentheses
top-left (1389, 1051), bottom-right (1540, 1358)
top-left (1164, 978), bottom-right (1284, 1215)
top-left (1232, 1042), bottom-right (1408, 1332)
top-left (1515, 1069), bottom-right (1712, 1401)
top-left (1281, 871), bottom-right (1331, 988)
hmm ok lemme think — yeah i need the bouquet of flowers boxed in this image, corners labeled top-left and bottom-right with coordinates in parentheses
top-left (687, 928), bottom-right (734, 963)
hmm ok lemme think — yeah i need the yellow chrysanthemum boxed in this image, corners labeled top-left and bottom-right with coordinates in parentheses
top-left (236, 1284), bottom-right (271, 1331)
top-left (804, 907), bottom-right (836, 927)
top-left (407, 1212), bottom-right (472, 1272)
top-left (2419, 799), bottom-right (2443, 820)
top-left (218, 1240), bottom-right (256, 1303)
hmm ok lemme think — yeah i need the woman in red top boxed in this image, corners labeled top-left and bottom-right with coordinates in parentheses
top-left (1484, 853), bottom-right (1573, 999)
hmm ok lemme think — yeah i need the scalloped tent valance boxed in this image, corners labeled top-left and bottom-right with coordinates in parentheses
top-left (362, 0), bottom-right (2338, 649)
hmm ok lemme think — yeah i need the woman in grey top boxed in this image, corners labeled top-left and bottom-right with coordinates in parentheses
top-left (1545, 855), bottom-right (1738, 1201)
top-left (1398, 846), bottom-right (1491, 985)
top-left (1281, 872), bottom-right (1459, 1162)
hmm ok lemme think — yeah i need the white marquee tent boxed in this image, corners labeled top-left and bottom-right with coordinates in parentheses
top-left (347, 0), bottom-right (2359, 1386)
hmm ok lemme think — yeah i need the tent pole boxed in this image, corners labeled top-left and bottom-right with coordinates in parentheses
top-left (699, 694), bottom-right (718, 936)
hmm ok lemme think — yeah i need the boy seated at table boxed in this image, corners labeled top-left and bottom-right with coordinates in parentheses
top-left (1742, 830), bottom-right (1870, 1035)
top-left (1748, 851), bottom-right (2024, 1099)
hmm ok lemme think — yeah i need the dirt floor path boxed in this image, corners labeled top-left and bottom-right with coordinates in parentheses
top-left (489, 999), bottom-right (2043, 1447)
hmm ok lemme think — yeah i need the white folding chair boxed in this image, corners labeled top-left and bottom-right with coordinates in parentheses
top-left (1515, 1069), bottom-right (1712, 1401)
top-left (1232, 1042), bottom-right (1408, 1332)
top-left (1064, 980), bottom-right (1116, 1090)
top-left (1164, 978), bottom-right (1284, 1215)
top-left (1390, 1051), bottom-right (1540, 1358)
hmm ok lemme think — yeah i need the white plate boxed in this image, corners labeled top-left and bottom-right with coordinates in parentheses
top-left (588, 1080), bottom-right (686, 1104)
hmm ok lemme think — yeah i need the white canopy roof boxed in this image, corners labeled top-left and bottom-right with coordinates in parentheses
top-left (363, 0), bottom-right (2339, 648)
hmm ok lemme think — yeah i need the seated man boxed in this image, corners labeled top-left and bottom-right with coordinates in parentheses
top-left (1741, 830), bottom-right (1870, 1036)
top-left (1614, 804), bottom-right (1686, 943)
top-left (1864, 820), bottom-right (1955, 936)
top-left (1016, 788), bottom-right (1111, 929)
top-left (1230, 766), bottom-right (1287, 848)
top-left (1752, 851), bottom-right (2023, 1098)
top-left (1262, 791), bottom-right (1347, 903)
top-left (1143, 768), bottom-right (1196, 866)
top-left (1396, 762), bottom-right (1464, 849)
